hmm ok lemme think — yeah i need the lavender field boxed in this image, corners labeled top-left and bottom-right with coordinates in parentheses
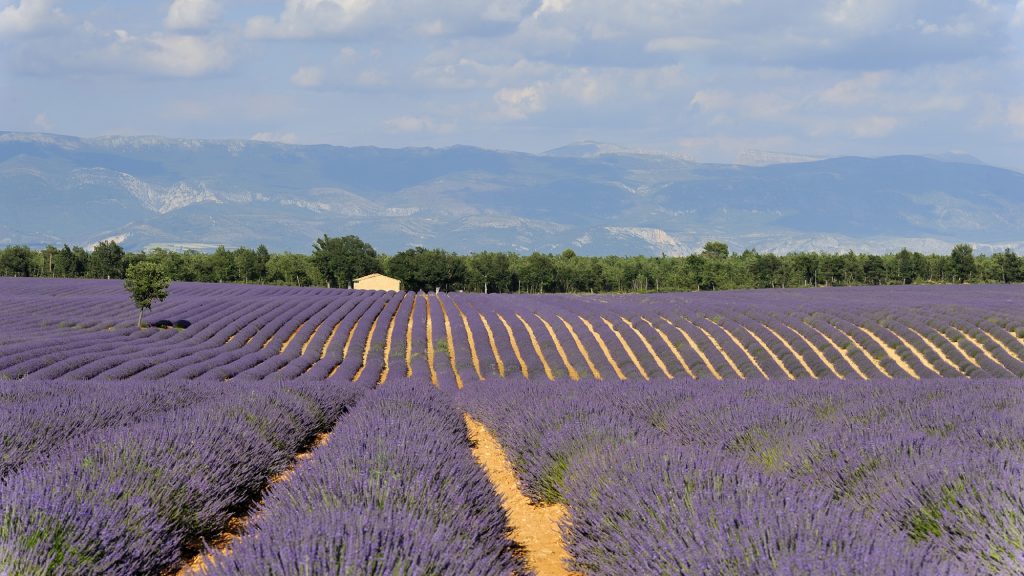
top-left (2, 277), bottom-right (1024, 574)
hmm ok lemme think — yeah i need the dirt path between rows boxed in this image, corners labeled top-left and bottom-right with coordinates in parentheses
top-left (906, 326), bottom-right (969, 377)
top-left (464, 414), bottom-right (574, 576)
top-left (478, 312), bottom-right (506, 377)
top-left (660, 316), bottom-right (722, 380)
top-left (497, 313), bottom-right (530, 378)
top-left (453, 300), bottom-right (485, 381)
top-left (689, 318), bottom-right (748, 379)
top-left (742, 326), bottom-right (795, 380)
top-left (803, 322), bottom-right (867, 380)
top-left (536, 314), bottom-right (580, 381)
top-left (620, 317), bottom-right (672, 379)
top-left (762, 323), bottom-right (818, 379)
top-left (641, 317), bottom-right (695, 379)
top-left (559, 315), bottom-right (601, 380)
top-left (518, 314), bottom-right (555, 381)
top-left (578, 316), bottom-right (625, 380)
top-left (436, 295), bottom-right (464, 389)
top-left (601, 317), bottom-right (649, 380)
top-left (178, 432), bottom-right (332, 575)
top-left (856, 326), bottom-right (918, 379)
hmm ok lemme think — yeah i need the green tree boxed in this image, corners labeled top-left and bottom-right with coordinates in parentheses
top-left (311, 234), bottom-right (380, 288)
top-left (0, 245), bottom-right (33, 277)
top-left (467, 252), bottom-right (514, 293)
top-left (701, 241), bottom-right (730, 260)
top-left (88, 240), bottom-right (126, 279)
top-left (950, 243), bottom-right (976, 283)
top-left (124, 262), bottom-right (170, 328)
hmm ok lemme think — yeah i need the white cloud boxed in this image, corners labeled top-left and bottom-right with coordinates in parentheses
top-left (250, 131), bottom-right (299, 144)
top-left (32, 112), bottom-right (52, 130)
top-left (533, 0), bottom-right (570, 17)
top-left (1014, 0), bottom-right (1024, 26)
top-left (646, 36), bottom-right (720, 53)
top-left (106, 30), bottom-right (231, 77)
top-left (246, 0), bottom-right (375, 39)
top-left (0, 0), bottom-right (66, 36)
top-left (494, 85), bottom-right (545, 119)
top-left (290, 65), bottom-right (324, 87)
top-left (820, 72), bottom-right (887, 106)
top-left (384, 115), bottom-right (455, 133)
top-left (165, 0), bottom-right (220, 31)
top-left (852, 115), bottom-right (900, 138)
top-left (1009, 100), bottom-right (1024, 136)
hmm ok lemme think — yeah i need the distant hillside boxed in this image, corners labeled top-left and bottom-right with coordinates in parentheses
top-left (1, 132), bottom-right (1023, 255)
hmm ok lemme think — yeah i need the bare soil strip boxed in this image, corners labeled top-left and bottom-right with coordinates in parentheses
top-left (741, 326), bottom-right (795, 380)
top-left (437, 295), bottom-right (465, 389)
top-left (956, 328), bottom-right (1014, 373)
top-left (536, 314), bottom-right (579, 381)
top-left (179, 433), bottom-right (332, 575)
top-left (376, 294), bottom-right (405, 385)
top-left (424, 294), bottom-right (438, 386)
top-left (661, 316), bottom-right (722, 380)
top-left (299, 319), bottom-right (325, 356)
top-left (980, 328), bottom-right (1024, 364)
top-left (620, 317), bottom-right (672, 379)
top-left (351, 313), bottom-right (382, 381)
top-left (341, 317), bottom-right (360, 361)
top-left (279, 322), bottom-right (305, 354)
top-left (405, 294), bottom-right (416, 377)
top-left (464, 415), bottom-right (573, 576)
top-left (578, 316), bottom-right (626, 380)
top-left (803, 322), bottom-right (868, 380)
top-left (906, 326), bottom-right (970, 376)
top-left (601, 317), bottom-right (649, 380)
top-left (856, 327), bottom-right (919, 379)
top-left (641, 317), bottom-right (695, 379)
top-left (688, 319), bottom-right (747, 379)
top-left (784, 325), bottom-right (842, 379)
top-left (559, 315), bottom-right (601, 380)
top-left (518, 314), bottom-right (555, 381)
top-left (498, 313), bottom-right (530, 378)
top-left (479, 312), bottom-right (506, 377)
top-left (935, 330), bottom-right (981, 368)
top-left (884, 327), bottom-right (941, 377)
top-left (320, 320), bottom-right (342, 359)
top-left (762, 324), bottom-right (818, 379)
top-left (453, 300), bottom-right (485, 381)
top-left (831, 323), bottom-right (892, 378)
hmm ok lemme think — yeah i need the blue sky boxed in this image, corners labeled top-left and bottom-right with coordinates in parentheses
top-left (1, 0), bottom-right (1022, 168)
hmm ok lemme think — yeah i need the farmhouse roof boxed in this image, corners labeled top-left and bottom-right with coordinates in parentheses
top-left (354, 273), bottom-right (398, 282)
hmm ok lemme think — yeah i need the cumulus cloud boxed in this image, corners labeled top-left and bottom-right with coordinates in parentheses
top-left (0, 0), bottom-right (66, 36)
top-left (106, 30), bottom-right (231, 76)
top-left (494, 85), bottom-right (544, 119)
top-left (384, 115), bottom-right (454, 133)
top-left (247, 0), bottom-right (372, 39)
top-left (1009, 100), bottom-right (1024, 137)
top-left (290, 65), bottom-right (324, 87)
top-left (246, 0), bottom-right (533, 40)
top-left (165, 0), bottom-right (220, 31)
top-left (32, 112), bottom-right (52, 130)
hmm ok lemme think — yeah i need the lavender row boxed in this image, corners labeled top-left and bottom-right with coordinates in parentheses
top-left (0, 378), bottom-right (366, 575)
top-left (460, 377), bottom-right (1024, 574)
top-left (206, 381), bottom-right (525, 576)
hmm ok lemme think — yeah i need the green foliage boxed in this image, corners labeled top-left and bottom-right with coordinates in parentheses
top-left (311, 234), bottom-right (380, 289)
top-left (124, 262), bottom-right (170, 328)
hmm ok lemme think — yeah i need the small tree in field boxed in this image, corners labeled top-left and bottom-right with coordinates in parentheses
top-left (124, 262), bottom-right (170, 328)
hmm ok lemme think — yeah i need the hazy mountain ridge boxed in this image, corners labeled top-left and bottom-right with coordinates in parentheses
top-left (2, 132), bottom-right (1022, 256)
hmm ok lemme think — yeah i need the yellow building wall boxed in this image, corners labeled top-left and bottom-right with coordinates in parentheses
top-left (353, 275), bottom-right (401, 291)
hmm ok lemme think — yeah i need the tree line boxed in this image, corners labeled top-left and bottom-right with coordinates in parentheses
top-left (1, 236), bottom-right (1021, 293)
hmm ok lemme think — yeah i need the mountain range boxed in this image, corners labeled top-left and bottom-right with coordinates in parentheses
top-left (2, 131), bottom-right (1023, 256)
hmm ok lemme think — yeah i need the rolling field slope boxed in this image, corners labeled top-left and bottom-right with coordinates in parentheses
top-left (3, 278), bottom-right (1024, 575)
top-left (4, 278), bottom-right (1024, 385)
